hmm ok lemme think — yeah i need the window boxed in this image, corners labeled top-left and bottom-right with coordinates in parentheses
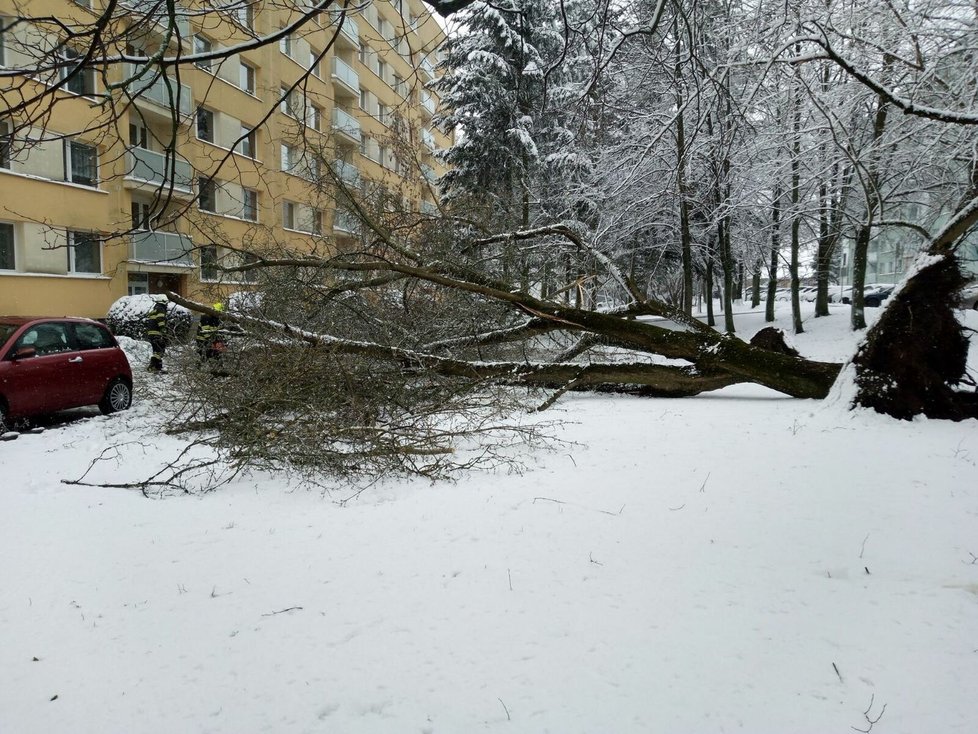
top-left (0, 222), bottom-right (14, 270)
top-left (281, 87), bottom-right (302, 118)
top-left (198, 177), bottom-right (216, 211)
top-left (131, 201), bottom-right (153, 230)
top-left (311, 208), bottom-right (323, 235)
top-left (0, 120), bottom-right (11, 169)
top-left (127, 272), bottom-right (149, 295)
top-left (236, 3), bottom-right (254, 29)
top-left (200, 244), bottom-right (218, 280)
top-left (194, 36), bottom-right (213, 71)
top-left (358, 45), bottom-right (367, 65)
top-left (282, 201), bottom-right (295, 229)
top-left (281, 144), bottom-right (295, 172)
top-left (74, 322), bottom-right (114, 350)
top-left (309, 49), bottom-right (320, 77)
top-left (377, 102), bottom-right (389, 125)
top-left (196, 108), bottom-right (214, 142)
top-left (378, 60), bottom-right (389, 83)
top-left (67, 230), bottom-right (101, 273)
top-left (308, 105), bottom-right (322, 131)
top-left (237, 127), bottom-right (256, 158)
top-left (239, 62), bottom-right (256, 94)
top-left (129, 123), bottom-right (148, 149)
top-left (359, 88), bottom-right (368, 110)
top-left (18, 323), bottom-right (70, 356)
top-left (61, 48), bottom-right (96, 96)
top-left (242, 188), bottom-right (258, 220)
top-left (65, 140), bottom-right (97, 186)
top-left (0, 17), bottom-right (7, 67)
top-left (280, 31), bottom-right (294, 58)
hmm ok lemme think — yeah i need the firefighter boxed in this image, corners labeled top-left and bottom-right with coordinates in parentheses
top-left (196, 302), bottom-right (224, 360)
top-left (145, 298), bottom-right (169, 373)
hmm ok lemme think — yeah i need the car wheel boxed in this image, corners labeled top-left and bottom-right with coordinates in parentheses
top-left (99, 378), bottom-right (132, 415)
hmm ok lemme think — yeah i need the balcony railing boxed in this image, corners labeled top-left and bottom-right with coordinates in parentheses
top-left (420, 129), bottom-right (436, 151)
top-left (420, 200), bottom-right (439, 216)
top-left (421, 164), bottom-right (437, 183)
top-left (129, 230), bottom-right (194, 266)
top-left (125, 64), bottom-right (192, 117)
top-left (332, 108), bottom-right (362, 143)
top-left (333, 159), bottom-right (360, 185)
top-left (330, 13), bottom-right (360, 47)
top-left (419, 57), bottom-right (436, 79)
top-left (125, 148), bottom-right (194, 192)
top-left (420, 92), bottom-right (436, 116)
top-left (332, 57), bottom-right (359, 95)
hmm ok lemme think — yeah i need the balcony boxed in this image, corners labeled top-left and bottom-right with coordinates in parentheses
top-left (333, 159), bottom-right (360, 186)
top-left (332, 108), bottom-right (362, 144)
top-left (421, 164), bottom-right (437, 184)
top-left (125, 64), bottom-right (193, 120)
top-left (420, 128), bottom-right (436, 151)
top-left (420, 91), bottom-right (436, 116)
top-left (333, 210), bottom-right (361, 235)
top-left (420, 200), bottom-right (439, 216)
top-left (331, 57), bottom-right (359, 97)
top-left (330, 13), bottom-right (360, 49)
top-left (419, 57), bottom-right (436, 80)
top-left (124, 148), bottom-right (194, 199)
top-left (129, 230), bottom-right (194, 267)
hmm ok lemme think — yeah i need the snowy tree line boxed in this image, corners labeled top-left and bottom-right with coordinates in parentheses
top-left (433, 0), bottom-right (978, 333)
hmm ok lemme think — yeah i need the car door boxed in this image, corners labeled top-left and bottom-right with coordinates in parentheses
top-left (70, 322), bottom-right (120, 403)
top-left (1, 321), bottom-right (76, 416)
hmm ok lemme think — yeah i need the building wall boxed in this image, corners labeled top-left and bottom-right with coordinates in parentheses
top-left (0, 0), bottom-right (450, 318)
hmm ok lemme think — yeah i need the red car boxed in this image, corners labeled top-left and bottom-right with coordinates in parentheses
top-left (0, 317), bottom-right (133, 433)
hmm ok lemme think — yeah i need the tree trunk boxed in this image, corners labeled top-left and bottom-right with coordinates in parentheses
top-left (720, 215), bottom-right (736, 333)
top-left (789, 88), bottom-right (804, 335)
top-left (751, 268), bottom-right (761, 309)
top-left (705, 258), bottom-right (716, 327)
top-left (766, 185), bottom-right (781, 322)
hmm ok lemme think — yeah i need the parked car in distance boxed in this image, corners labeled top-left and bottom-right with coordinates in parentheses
top-left (0, 317), bottom-right (133, 432)
top-left (829, 287), bottom-right (853, 304)
top-left (863, 283), bottom-right (895, 308)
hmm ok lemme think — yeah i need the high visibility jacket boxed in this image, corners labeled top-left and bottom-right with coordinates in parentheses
top-left (145, 309), bottom-right (167, 337)
top-left (196, 314), bottom-right (221, 343)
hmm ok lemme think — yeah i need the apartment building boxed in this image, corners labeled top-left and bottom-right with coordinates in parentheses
top-left (0, 0), bottom-right (449, 317)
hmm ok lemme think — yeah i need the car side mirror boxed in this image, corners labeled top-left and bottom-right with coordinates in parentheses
top-left (12, 346), bottom-right (37, 360)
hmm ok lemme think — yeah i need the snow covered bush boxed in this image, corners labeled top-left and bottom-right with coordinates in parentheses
top-left (105, 295), bottom-right (194, 341)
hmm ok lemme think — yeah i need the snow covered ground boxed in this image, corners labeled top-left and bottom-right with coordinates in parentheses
top-left (2, 304), bottom-right (977, 733)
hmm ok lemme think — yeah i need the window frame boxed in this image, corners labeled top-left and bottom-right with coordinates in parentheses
top-left (237, 126), bottom-right (256, 158)
top-left (235, 3), bottom-right (255, 29)
top-left (66, 230), bottom-right (102, 274)
top-left (0, 119), bottom-right (11, 169)
top-left (64, 139), bottom-right (98, 187)
top-left (282, 201), bottom-right (295, 229)
top-left (194, 36), bottom-right (213, 71)
top-left (242, 188), bottom-right (258, 221)
top-left (196, 107), bottom-right (215, 143)
top-left (239, 62), bottom-right (256, 94)
top-left (60, 47), bottom-right (97, 97)
top-left (198, 176), bottom-right (217, 212)
top-left (0, 221), bottom-right (15, 271)
top-left (280, 31), bottom-right (294, 58)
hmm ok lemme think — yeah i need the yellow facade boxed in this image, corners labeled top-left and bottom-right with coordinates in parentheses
top-left (0, 0), bottom-right (448, 317)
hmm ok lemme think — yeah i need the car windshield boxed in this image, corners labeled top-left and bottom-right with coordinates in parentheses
top-left (0, 323), bottom-right (18, 346)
